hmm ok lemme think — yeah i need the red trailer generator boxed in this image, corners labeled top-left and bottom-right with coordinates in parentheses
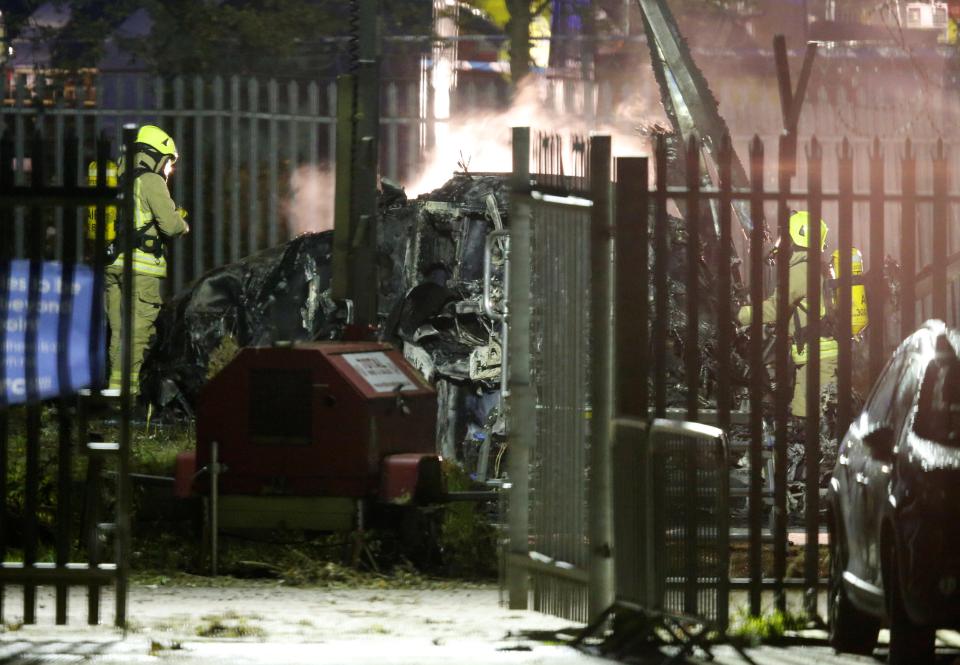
top-left (176, 341), bottom-right (443, 534)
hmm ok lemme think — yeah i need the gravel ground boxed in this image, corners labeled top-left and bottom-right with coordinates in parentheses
top-left (2, 583), bottom-right (959, 664)
top-left (0, 583), bottom-right (604, 664)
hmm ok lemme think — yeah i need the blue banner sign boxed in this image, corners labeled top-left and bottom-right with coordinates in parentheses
top-left (3, 260), bottom-right (104, 405)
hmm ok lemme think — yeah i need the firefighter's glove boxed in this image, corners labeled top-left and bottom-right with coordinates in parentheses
top-left (737, 305), bottom-right (752, 327)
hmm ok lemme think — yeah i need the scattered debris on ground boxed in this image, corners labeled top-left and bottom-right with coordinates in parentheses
top-left (195, 611), bottom-right (266, 639)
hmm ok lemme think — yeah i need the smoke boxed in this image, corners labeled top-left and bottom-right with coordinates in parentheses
top-left (282, 79), bottom-right (668, 235)
top-left (407, 78), bottom-right (665, 196)
top-left (285, 165), bottom-right (335, 237)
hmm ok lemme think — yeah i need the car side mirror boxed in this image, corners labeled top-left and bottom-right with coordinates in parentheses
top-left (864, 426), bottom-right (895, 461)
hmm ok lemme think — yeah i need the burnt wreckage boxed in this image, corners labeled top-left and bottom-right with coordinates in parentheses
top-left (142, 171), bottom-right (740, 478)
top-left (142, 176), bottom-right (511, 473)
top-left (142, 0), bottom-right (862, 506)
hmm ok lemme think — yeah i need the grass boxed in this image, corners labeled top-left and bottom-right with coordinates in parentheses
top-left (728, 607), bottom-right (810, 646)
top-left (437, 460), bottom-right (498, 579)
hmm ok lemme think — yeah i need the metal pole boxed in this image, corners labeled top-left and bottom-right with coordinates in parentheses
top-left (748, 136), bottom-right (765, 616)
top-left (506, 127), bottom-right (532, 610)
top-left (614, 157), bottom-right (648, 419)
top-left (23, 129), bottom-right (44, 625)
top-left (837, 140), bottom-right (854, 440)
top-left (331, 74), bottom-right (355, 303)
top-left (211, 440), bottom-right (219, 577)
top-left (804, 137), bottom-right (823, 620)
top-left (653, 135), bottom-right (668, 417)
top-left (901, 140), bottom-right (917, 336)
top-left (933, 139), bottom-right (948, 322)
top-left (685, 136), bottom-right (700, 421)
top-left (55, 131), bottom-right (79, 625)
top-left (868, 138), bottom-right (885, 384)
top-left (0, 130), bottom-right (11, 625)
top-left (588, 135), bottom-right (614, 619)
top-left (351, 0), bottom-right (381, 327)
top-left (717, 136), bottom-right (733, 436)
top-left (116, 125), bottom-right (137, 628)
top-left (773, 133), bottom-right (792, 613)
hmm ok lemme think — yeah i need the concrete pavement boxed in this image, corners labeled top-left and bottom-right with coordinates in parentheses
top-left (0, 583), bottom-right (957, 664)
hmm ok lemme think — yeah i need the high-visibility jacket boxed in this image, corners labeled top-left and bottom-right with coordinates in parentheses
top-left (738, 252), bottom-right (838, 364)
top-left (110, 152), bottom-right (187, 278)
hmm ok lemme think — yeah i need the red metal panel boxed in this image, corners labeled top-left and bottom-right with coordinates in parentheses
top-left (173, 451), bottom-right (197, 498)
top-left (196, 342), bottom-right (437, 500)
top-left (380, 453), bottom-right (444, 504)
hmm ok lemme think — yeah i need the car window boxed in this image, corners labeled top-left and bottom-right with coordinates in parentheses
top-left (864, 353), bottom-right (907, 426)
top-left (890, 356), bottom-right (920, 437)
top-left (913, 358), bottom-right (960, 446)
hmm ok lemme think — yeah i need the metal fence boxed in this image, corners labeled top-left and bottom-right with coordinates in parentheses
top-left (504, 129), bottom-right (610, 622)
top-left (4, 69), bottom-right (958, 296)
top-left (526, 175), bottom-right (593, 622)
top-left (649, 420), bottom-right (730, 630)
top-left (0, 128), bottom-right (134, 626)
top-left (612, 418), bottom-right (730, 632)
top-left (506, 123), bottom-right (960, 627)
top-left (625, 130), bottom-right (960, 619)
top-left (0, 72), bottom-right (426, 293)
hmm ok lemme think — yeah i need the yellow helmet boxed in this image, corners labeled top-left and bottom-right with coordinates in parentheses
top-left (135, 125), bottom-right (178, 163)
top-left (788, 210), bottom-right (828, 250)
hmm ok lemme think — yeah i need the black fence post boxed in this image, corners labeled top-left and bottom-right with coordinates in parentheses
top-left (805, 137), bottom-right (823, 619)
top-left (868, 137), bottom-right (885, 385)
top-left (685, 137), bottom-right (700, 421)
top-left (89, 134), bottom-right (111, 393)
top-left (748, 135), bottom-right (765, 616)
top-left (85, 135), bottom-right (113, 626)
top-left (837, 140), bottom-right (854, 446)
top-left (933, 138), bottom-right (948, 323)
top-left (115, 125), bottom-right (138, 628)
top-left (55, 130), bottom-right (80, 625)
top-left (23, 128), bottom-right (46, 625)
top-left (615, 157), bottom-right (648, 420)
top-left (717, 136), bottom-right (733, 437)
top-left (901, 139), bottom-right (917, 336)
top-left (0, 129), bottom-right (12, 625)
top-left (653, 135), bottom-right (668, 418)
top-left (773, 133), bottom-right (792, 613)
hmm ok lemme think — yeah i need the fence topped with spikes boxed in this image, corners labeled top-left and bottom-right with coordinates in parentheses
top-left (0, 128), bottom-right (137, 627)
top-left (506, 124), bottom-right (960, 630)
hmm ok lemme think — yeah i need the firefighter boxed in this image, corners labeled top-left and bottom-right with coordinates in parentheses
top-left (105, 125), bottom-right (189, 394)
top-left (737, 211), bottom-right (838, 418)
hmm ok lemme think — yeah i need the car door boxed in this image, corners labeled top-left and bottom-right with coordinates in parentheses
top-left (861, 353), bottom-right (920, 587)
top-left (842, 352), bottom-right (906, 582)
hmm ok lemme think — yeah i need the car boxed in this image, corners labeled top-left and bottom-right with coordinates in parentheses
top-left (826, 320), bottom-right (960, 664)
